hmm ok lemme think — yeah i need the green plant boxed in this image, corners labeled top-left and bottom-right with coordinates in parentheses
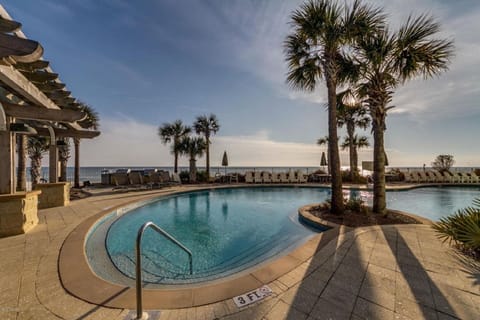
top-left (474, 168), bottom-right (480, 176)
top-left (433, 198), bottom-right (480, 256)
top-left (179, 171), bottom-right (190, 183)
top-left (432, 154), bottom-right (455, 173)
top-left (196, 170), bottom-right (208, 183)
top-left (345, 196), bottom-right (365, 212)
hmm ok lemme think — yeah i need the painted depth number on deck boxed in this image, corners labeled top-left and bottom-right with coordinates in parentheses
top-left (233, 285), bottom-right (273, 308)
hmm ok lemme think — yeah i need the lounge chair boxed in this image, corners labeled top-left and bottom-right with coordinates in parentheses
top-left (458, 172), bottom-right (470, 183)
top-left (171, 173), bottom-right (181, 184)
top-left (451, 172), bottom-right (462, 183)
top-left (279, 172), bottom-right (288, 183)
top-left (288, 171), bottom-right (298, 183)
top-left (271, 172), bottom-right (280, 183)
top-left (403, 171), bottom-right (412, 183)
top-left (129, 171), bottom-right (144, 185)
top-left (262, 171), bottom-right (272, 183)
top-left (298, 171), bottom-right (307, 183)
top-left (112, 172), bottom-right (130, 189)
top-left (409, 171), bottom-right (420, 183)
top-left (433, 171), bottom-right (445, 183)
top-left (254, 171), bottom-right (262, 183)
top-left (441, 171), bottom-right (453, 183)
top-left (426, 171), bottom-right (437, 183)
top-left (245, 171), bottom-right (254, 183)
top-left (418, 171), bottom-right (428, 183)
top-left (470, 172), bottom-right (479, 183)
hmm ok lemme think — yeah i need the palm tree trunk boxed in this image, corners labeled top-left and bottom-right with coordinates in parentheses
top-left (16, 135), bottom-right (27, 191)
top-left (74, 138), bottom-right (80, 188)
top-left (372, 120), bottom-right (386, 215)
top-left (206, 138), bottom-right (210, 182)
top-left (190, 158), bottom-right (197, 183)
top-left (174, 151), bottom-right (179, 173)
top-left (347, 123), bottom-right (355, 181)
top-left (326, 71), bottom-right (344, 214)
top-left (59, 160), bottom-right (67, 182)
top-left (30, 156), bottom-right (41, 189)
top-left (352, 146), bottom-right (359, 177)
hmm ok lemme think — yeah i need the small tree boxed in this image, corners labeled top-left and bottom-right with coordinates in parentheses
top-left (432, 155), bottom-right (455, 173)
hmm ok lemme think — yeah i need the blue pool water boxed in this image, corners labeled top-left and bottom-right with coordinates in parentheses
top-left (86, 186), bottom-right (480, 286)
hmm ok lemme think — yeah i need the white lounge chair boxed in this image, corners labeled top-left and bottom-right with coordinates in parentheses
top-left (271, 172), bottom-right (280, 183)
top-left (433, 171), bottom-right (445, 183)
top-left (288, 171), bottom-right (298, 183)
top-left (442, 171), bottom-right (453, 183)
top-left (254, 171), bottom-right (262, 183)
top-left (470, 172), bottom-right (479, 183)
top-left (298, 171), bottom-right (307, 183)
top-left (403, 171), bottom-right (412, 183)
top-left (279, 172), bottom-right (288, 183)
top-left (426, 171), bottom-right (437, 183)
top-left (245, 171), bottom-right (254, 183)
top-left (458, 172), bottom-right (470, 183)
top-left (262, 171), bottom-right (272, 183)
top-left (418, 171), bottom-right (428, 183)
top-left (410, 171), bottom-right (420, 183)
top-left (451, 172), bottom-right (462, 183)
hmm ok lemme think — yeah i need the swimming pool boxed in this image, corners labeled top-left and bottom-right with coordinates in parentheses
top-left (85, 186), bottom-right (480, 286)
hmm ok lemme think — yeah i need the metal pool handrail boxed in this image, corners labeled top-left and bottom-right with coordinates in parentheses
top-left (135, 221), bottom-right (193, 320)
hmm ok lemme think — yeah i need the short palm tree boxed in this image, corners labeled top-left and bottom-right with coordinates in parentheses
top-left (178, 136), bottom-right (207, 183)
top-left (285, 0), bottom-right (384, 214)
top-left (158, 120), bottom-right (191, 173)
top-left (58, 137), bottom-right (71, 182)
top-left (341, 134), bottom-right (370, 179)
top-left (337, 89), bottom-right (370, 180)
top-left (354, 14), bottom-right (454, 215)
top-left (27, 136), bottom-right (49, 189)
top-left (193, 114), bottom-right (220, 181)
top-left (75, 102), bottom-right (99, 188)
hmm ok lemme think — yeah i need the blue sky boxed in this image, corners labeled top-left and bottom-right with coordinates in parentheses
top-left (4, 0), bottom-right (480, 167)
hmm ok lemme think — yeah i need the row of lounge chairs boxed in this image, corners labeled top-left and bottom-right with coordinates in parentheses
top-left (245, 171), bottom-right (308, 183)
top-left (111, 170), bottom-right (181, 190)
top-left (403, 171), bottom-right (479, 183)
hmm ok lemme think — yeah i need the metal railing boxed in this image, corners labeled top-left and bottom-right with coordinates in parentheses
top-left (135, 222), bottom-right (193, 320)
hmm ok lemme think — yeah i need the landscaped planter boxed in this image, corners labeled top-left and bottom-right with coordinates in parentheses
top-left (0, 190), bottom-right (41, 237)
top-left (35, 182), bottom-right (70, 209)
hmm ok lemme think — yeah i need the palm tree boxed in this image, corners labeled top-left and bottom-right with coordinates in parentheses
top-left (58, 138), bottom-right (71, 182)
top-left (158, 120), bottom-right (191, 173)
top-left (285, 0), bottom-right (384, 214)
top-left (337, 90), bottom-right (370, 180)
top-left (193, 114), bottom-right (220, 181)
top-left (178, 136), bottom-right (207, 183)
top-left (74, 103), bottom-right (99, 188)
top-left (354, 14), bottom-right (454, 215)
top-left (27, 136), bottom-right (49, 189)
top-left (316, 136), bottom-right (330, 174)
top-left (16, 135), bottom-right (27, 191)
top-left (341, 135), bottom-right (369, 180)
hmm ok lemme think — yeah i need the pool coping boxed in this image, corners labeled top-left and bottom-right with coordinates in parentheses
top-left (58, 184), bottom-right (437, 309)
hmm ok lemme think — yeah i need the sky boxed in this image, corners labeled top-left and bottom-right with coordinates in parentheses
top-left (4, 0), bottom-right (480, 168)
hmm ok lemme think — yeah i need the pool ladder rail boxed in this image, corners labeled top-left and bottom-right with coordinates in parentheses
top-left (134, 221), bottom-right (193, 320)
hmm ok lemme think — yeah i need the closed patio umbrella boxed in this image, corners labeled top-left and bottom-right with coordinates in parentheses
top-left (320, 151), bottom-right (327, 171)
top-left (384, 151), bottom-right (389, 167)
top-left (222, 151), bottom-right (228, 176)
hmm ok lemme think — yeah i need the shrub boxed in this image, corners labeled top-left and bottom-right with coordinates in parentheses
top-left (196, 170), bottom-right (208, 183)
top-left (432, 198), bottom-right (480, 258)
top-left (475, 168), bottom-right (480, 176)
top-left (179, 171), bottom-right (190, 183)
top-left (345, 196), bottom-right (365, 212)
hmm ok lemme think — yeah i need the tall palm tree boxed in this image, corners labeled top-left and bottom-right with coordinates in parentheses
top-left (16, 134), bottom-right (27, 191)
top-left (178, 136), bottom-right (206, 183)
top-left (158, 120), bottom-right (191, 173)
top-left (27, 136), bottom-right (49, 189)
top-left (341, 134), bottom-right (369, 179)
top-left (337, 90), bottom-right (370, 180)
top-left (354, 14), bottom-right (454, 215)
top-left (58, 137), bottom-right (71, 182)
top-left (193, 114), bottom-right (220, 181)
top-left (74, 103), bottom-right (99, 188)
top-left (316, 136), bottom-right (330, 174)
top-left (285, 0), bottom-right (384, 214)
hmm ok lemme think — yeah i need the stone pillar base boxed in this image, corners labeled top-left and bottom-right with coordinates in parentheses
top-left (35, 182), bottom-right (70, 209)
top-left (0, 190), bottom-right (41, 237)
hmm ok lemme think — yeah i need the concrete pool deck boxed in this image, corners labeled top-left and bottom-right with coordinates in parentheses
top-left (0, 184), bottom-right (479, 319)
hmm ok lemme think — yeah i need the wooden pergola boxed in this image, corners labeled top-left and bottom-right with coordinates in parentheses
top-left (0, 5), bottom-right (100, 195)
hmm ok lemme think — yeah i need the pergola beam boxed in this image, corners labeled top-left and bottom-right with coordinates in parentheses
top-left (2, 101), bottom-right (86, 122)
top-left (32, 126), bottom-right (100, 139)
